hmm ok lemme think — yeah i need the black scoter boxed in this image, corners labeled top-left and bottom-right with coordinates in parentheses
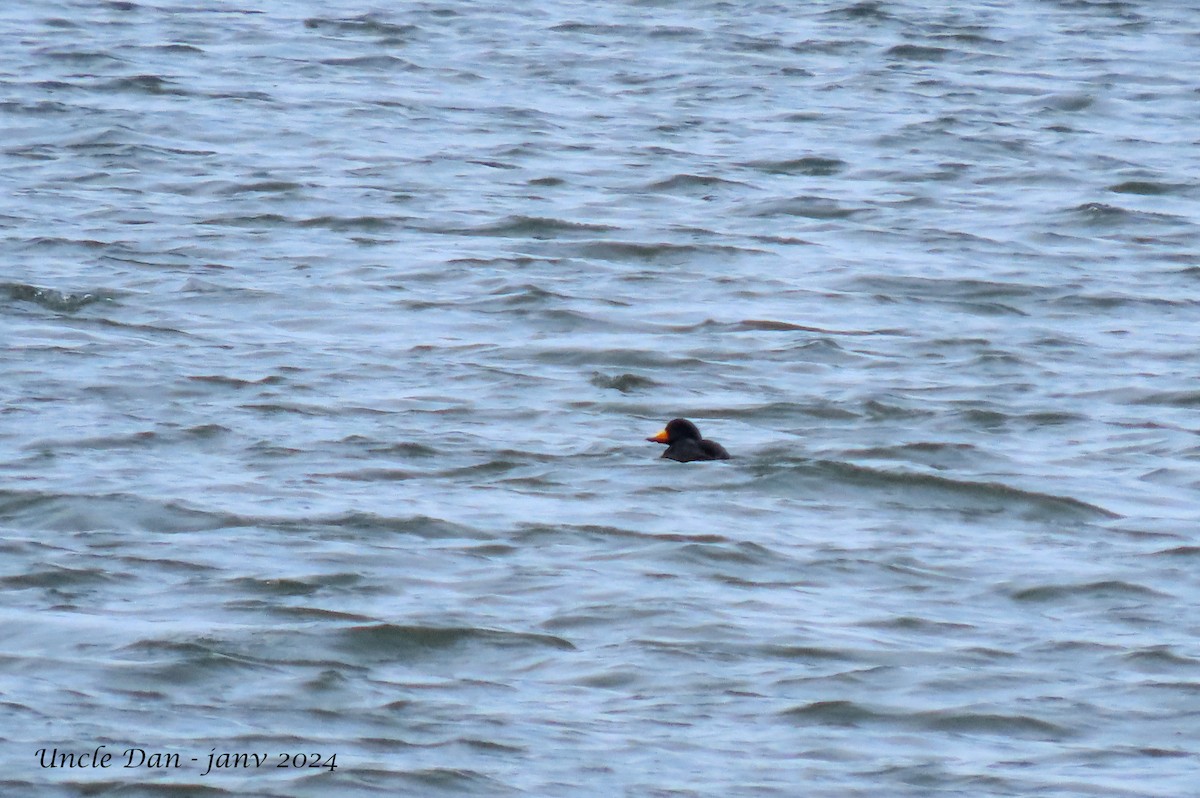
top-left (646, 418), bottom-right (730, 462)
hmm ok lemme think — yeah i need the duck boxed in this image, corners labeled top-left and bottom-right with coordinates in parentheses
top-left (646, 418), bottom-right (730, 462)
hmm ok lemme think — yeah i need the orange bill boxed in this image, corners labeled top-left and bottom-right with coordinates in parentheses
top-left (647, 428), bottom-right (669, 443)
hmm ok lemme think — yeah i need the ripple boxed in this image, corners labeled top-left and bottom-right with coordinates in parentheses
top-left (741, 156), bottom-right (847, 176)
top-left (303, 15), bottom-right (417, 39)
top-left (2, 282), bottom-right (117, 313)
top-left (567, 240), bottom-right (768, 262)
top-left (1010, 580), bottom-right (1167, 602)
top-left (916, 708), bottom-right (1068, 739)
top-left (886, 44), bottom-right (955, 61)
top-left (1108, 180), bottom-right (1187, 195)
top-left (589, 372), bottom-right (660, 393)
top-left (0, 566), bottom-right (117, 590)
top-left (796, 461), bottom-right (1119, 519)
top-left (99, 74), bottom-right (189, 95)
top-left (0, 490), bottom-right (238, 533)
top-left (744, 196), bottom-right (863, 219)
top-left (1067, 202), bottom-right (1186, 228)
top-left (431, 215), bottom-right (618, 238)
top-left (264, 512), bottom-right (487, 540)
top-left (782, 700), bottom-right (1069, 739)
top-left (644, 173), bottom-right (752, 192)
top-left (334, 623), bottom-right (575, 660)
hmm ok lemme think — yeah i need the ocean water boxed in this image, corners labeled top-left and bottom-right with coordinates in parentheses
top-left (2, 1), bottom-right (1199, 795)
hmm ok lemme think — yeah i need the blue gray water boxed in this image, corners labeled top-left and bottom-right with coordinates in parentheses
top-left (2, 1), bottom-right (1199, 795)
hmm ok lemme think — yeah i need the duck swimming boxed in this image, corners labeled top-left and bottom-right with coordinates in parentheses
top-left (646, 418), bottom-right (730, 462)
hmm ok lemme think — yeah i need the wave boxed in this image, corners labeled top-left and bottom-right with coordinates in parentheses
top-left (0, 489), bottom-right (239, 533)
top-left (781, 699), bottom-right (1069, 739)
top-left (428, 215), bottom-right (618, 238)
top-left (303, 15), bottom-right (416, 39)
top-left (741, 156), bottom-right (846, 176)
top-left (744, 459), bottom-right (1118, 519)
top-left (2, 282), bottom-right (117, 313)
top-left (1010, 580), bottom-right (1166, 602)
top-left (335, 623), bottom-right (575, 658)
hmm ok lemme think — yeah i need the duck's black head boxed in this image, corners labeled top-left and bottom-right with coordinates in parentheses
top-left (647, 418), bottom-right (702, 444)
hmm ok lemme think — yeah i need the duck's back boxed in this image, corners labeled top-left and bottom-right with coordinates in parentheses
top-left (698, 439), bottom-right (730, 460)
top-left (663, 437), bottom-right (730, 462)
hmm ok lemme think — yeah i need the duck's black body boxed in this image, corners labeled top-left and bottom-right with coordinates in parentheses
top-left (647, 418), bottom-right (730, 462)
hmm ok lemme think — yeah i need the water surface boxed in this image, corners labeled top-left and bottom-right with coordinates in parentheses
top-left (2, 1), bottom-right (1200, 795)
